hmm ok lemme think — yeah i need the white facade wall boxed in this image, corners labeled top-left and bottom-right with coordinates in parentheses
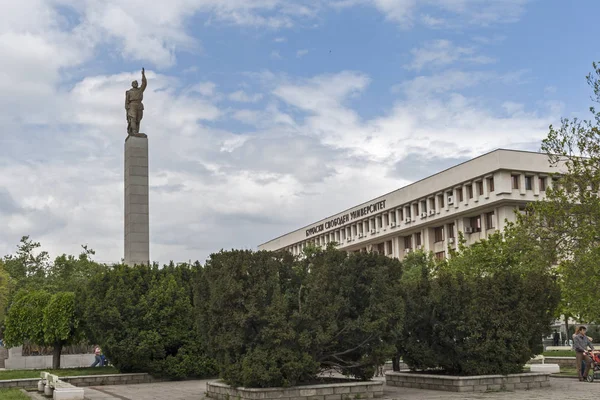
top-left (258, 149), bottom-right (563, 259)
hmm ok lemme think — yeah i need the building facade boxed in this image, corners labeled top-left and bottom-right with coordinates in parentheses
top-left (259, 149), bottom-right (561, 259)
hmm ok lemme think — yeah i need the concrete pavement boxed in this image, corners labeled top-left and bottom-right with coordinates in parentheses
top-left (79, 377), bottom-right (597, 400)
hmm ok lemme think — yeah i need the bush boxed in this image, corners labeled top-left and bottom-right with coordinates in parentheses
top-left (81, 263), bottom-right (216, 379)
top-left (399, 229), bottom-right (560, 376)
top-left (195, 246), bottom-right (404, 387)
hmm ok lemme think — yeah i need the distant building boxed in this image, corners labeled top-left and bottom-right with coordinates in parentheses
top-left (259, 149), bottom-right (561, 259)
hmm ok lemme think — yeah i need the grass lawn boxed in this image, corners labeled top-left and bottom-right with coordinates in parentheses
top-left (0, 388), bottom-right (31, 399)
top-left (542, 350), bottom-right (576, 357)
top-left (0, 366), bottom-right (118, 381)
top-left (553, 366), bottom-right (578, 377)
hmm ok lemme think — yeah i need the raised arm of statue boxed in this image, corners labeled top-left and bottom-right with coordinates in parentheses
top-left (125, 90), bottom-right (129, 110)
top-left (140, 68), bottom-right (147, 92)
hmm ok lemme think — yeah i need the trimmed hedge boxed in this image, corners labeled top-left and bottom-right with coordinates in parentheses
top-left (81, 263), bottom-right (216, 379)
top-left (195, 246), bottom-right (404, 387)
top-left (399, 230), bottom-right (561, 376)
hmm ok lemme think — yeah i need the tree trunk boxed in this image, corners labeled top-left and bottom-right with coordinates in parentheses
top-left (564, 315), bottom-right (570, 346)
top-left (52, 342), bottom-right (63, 370)
top-left (392, 356), bottom-right (400, 372)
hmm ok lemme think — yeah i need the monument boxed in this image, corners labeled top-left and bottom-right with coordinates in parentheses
top-left (124, 68), bottom-right (150, 265)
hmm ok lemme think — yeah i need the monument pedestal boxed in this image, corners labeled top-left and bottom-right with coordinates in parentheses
top-left (124, 134), bottom-right (149, 265)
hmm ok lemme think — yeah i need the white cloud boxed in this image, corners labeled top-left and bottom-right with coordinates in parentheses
top-left (229, 90), bottom-right (264, 103)
top-left (270, 50), bottom-right (283, 60)
top-left (0, 0), bottom-right (552, 266)
top-left (296, 49), bottom-right (309, 58)
top-left (421, 14), bottom-right (445, 27)
top-left (274, 36), bottom-right (287, 42)
top-left (406, 39), bottom-right (495, 71)
top-left (364, 0), bottom-right (529, 27)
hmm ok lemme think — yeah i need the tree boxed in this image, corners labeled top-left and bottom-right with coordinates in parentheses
top-left (0, 260), bottom-right (11, 323)
top-left (2, 236), bottom-right (50, 291)
top-left (4, 290), bottom-right (81, 369)
top-left (196, 246), bottom-right (404, 387)
top-left (82, 263), bottom-right (215, 379)
top-left (399, 229), bottom-right (560, 375)
top-left (2, 237), bottom-right (106, 298)
top-left (519, 62), bottom-right (600, 323)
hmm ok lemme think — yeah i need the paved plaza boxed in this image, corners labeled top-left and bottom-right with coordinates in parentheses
top-left (78, 377), bottom-right (597, 400)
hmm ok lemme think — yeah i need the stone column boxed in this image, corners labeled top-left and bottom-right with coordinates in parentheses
top-left (124, 134), bottom-right (150, 266)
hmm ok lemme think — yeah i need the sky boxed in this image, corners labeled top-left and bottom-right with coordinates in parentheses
top-left (0, 0), bottom-right (598, 264)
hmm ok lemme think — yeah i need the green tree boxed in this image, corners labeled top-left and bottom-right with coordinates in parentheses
top-left (519, 62), bottom-right (600, 323)
top-left (0, 260), bottom-right (11, 324)
top-left (399, 229), bottom-right (560, 375)
top-left (2, 236), bottom-right (49, 291)
top-left (196, 246), bottom-right (404, 387)
top-left (82, 263), bottom-right (215, 379)
top-left (4, 290), bottom-right (81, 369)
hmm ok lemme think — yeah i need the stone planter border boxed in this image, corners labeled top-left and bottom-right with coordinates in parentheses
top-left (206, 379), bottom-right (384, 400)
top-left (385, 371), bottom-right (550, 392)
top-left (0, 373), bottom-right (157, 389)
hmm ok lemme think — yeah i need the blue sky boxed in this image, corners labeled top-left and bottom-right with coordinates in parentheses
top-left (0, 0), bottom-right (598, 264)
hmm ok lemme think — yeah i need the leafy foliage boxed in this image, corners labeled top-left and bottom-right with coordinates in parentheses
top-left (4, 290), bottom-right (81, 368)
top-left (399, 230), bottom-right (560, 376)
top-left (518, 62), bottom-right (600, 322)
top-left (196, 246), bottom-right (404, 387)
top-left (0, 260), bottom-right (11, 323)
top-left (2, 237), bottom-right (50, 292)
top-left (81, 263), bottom-right (216, 379)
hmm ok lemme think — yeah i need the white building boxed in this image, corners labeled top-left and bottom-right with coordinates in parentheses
top-left (259, 149), bottom-right (561, 260)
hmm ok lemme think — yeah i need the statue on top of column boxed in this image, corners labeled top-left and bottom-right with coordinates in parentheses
top-left (125, 68), bottom-right (147, 136)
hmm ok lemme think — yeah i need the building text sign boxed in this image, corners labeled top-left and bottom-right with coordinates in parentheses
top-left (305, 200), bottom-right (386, 237)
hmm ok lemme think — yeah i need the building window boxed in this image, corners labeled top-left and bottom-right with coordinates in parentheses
top-left (404, 236), bottom-right (412, 249)
top-left (457, 188), bottom-right (464, 202)
top-left (467, 185), bottom-right (473, 199)
top-left (477, 181), bottom-right (484, 196)
top-left (435, 251), bottom-right (445, 261)
top-left (405, 207), bottom-right (411, 219)
top-left (485, 212), bottom-right (495, 230)
top-left (438, 194), bottom-right (445, 208)
top-left (413, 204), bottom-right (419, 218)
top-left (415, 232), bottom-right (422, 247)
top-left (377, 215), bottom-right (383, 228)
top-left (470, 216), bottom-right (481, 232)
top-left (487, 177), bottom-right (495, 192)
top-left (386, 240), bottom-right (393, 255)
top-left (525, 176), bottom-right (533, 190)
top-left (448, 223), bottom-right (455, 238)
top-left (539, 177), bottom-right (547, 191)
top-left (512, 175), bottom-right (520, 189)
top-left (434, 227), bottom-right (444, 243)
top-left (429, 198), bottom-right (435, 211)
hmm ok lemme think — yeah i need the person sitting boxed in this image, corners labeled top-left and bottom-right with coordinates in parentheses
top-left (91, 345), bottom-right (103, 367)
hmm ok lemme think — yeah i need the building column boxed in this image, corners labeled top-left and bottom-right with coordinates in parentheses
top-left (483, 177), bottom-right (490, 199)
top-left (454, 187), bottom-right (460, 209)
top-left (392, 236), bottom-right (400, 259)
top-left (472, 181), bottom-right (479, 203)
top-left (481, 212), bottom-right (487, 239)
